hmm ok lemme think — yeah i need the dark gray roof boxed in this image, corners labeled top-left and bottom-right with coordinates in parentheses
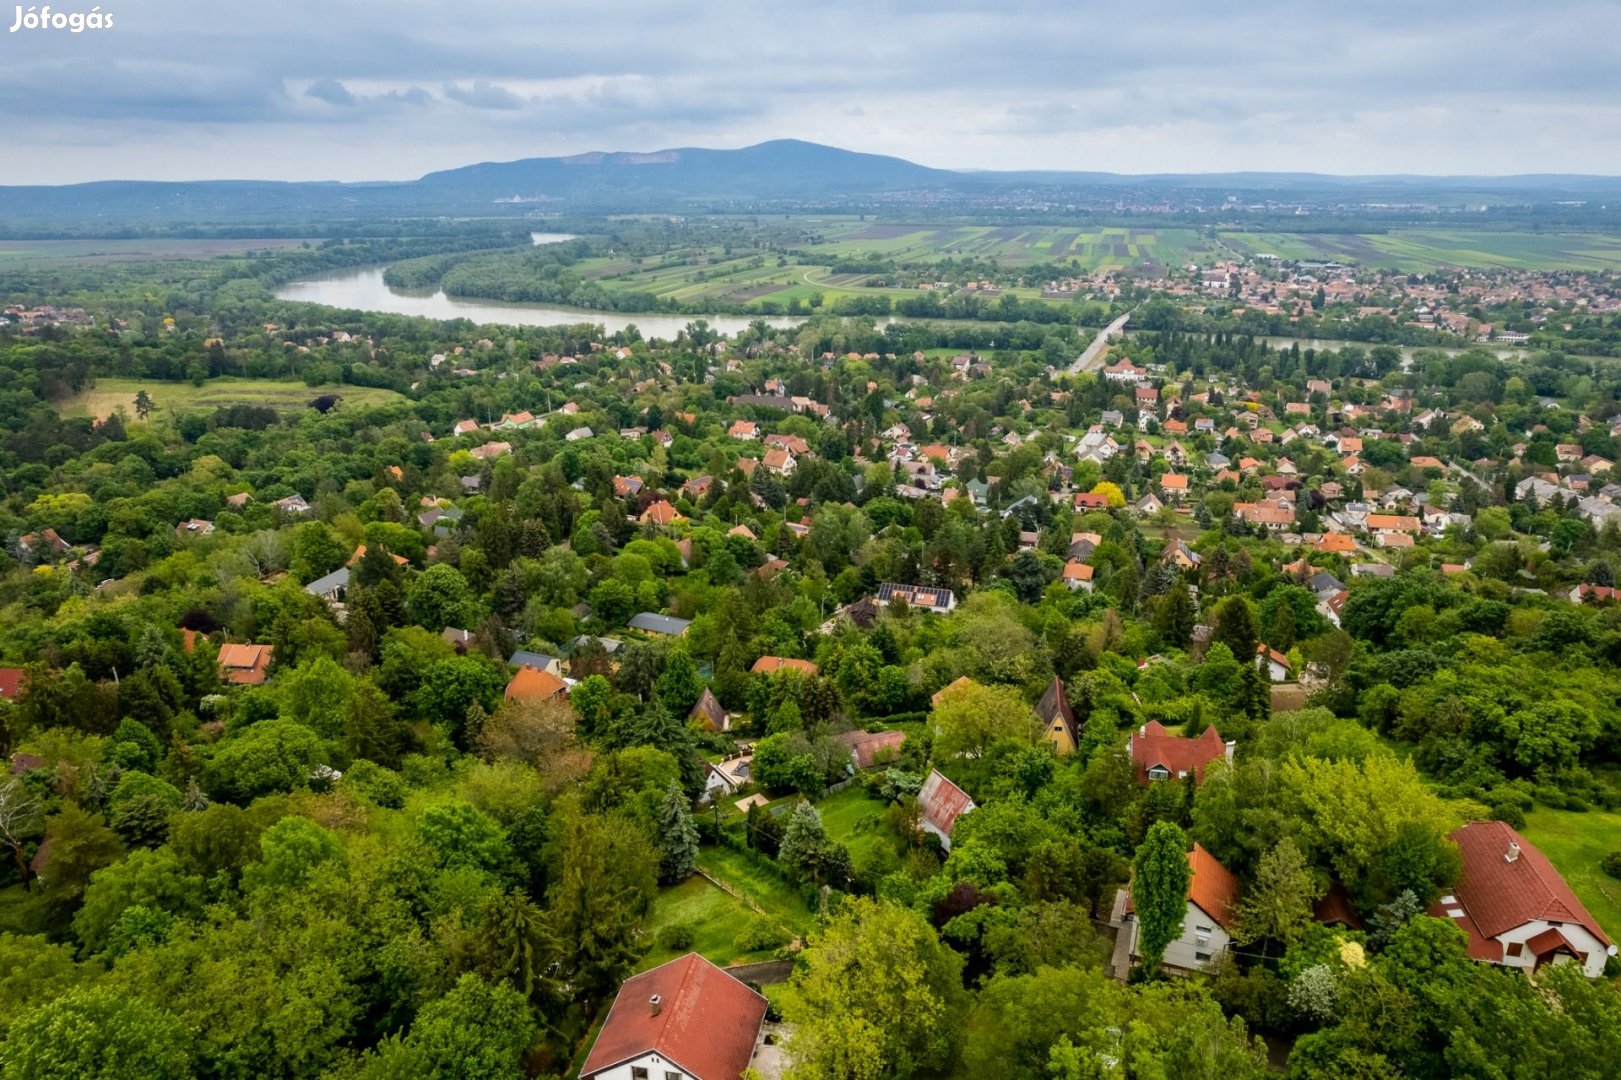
top-left (567, 634), bottom-right (623, 654)
top-left (628, 612), bottom-right (692, 635)
top-left (508, 650), bottom-right (558, 669)
top-left (304, 566), bottom-right (350, 597)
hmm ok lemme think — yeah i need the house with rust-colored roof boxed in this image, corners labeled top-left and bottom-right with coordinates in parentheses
top-left (0, 667), bottom-right (25, 700)
top-left (218, 643), bottom-right (274, 686)
top-left (505, 664), bottom-right (568, 704)
top-left (1429, 821), bottom-right (1615, 977)
top-left (1127, 721), bottom-right (1233, 786)
top-left (749, 656), bottom-right (819, 676)
top-left (1126, 842), bottom-right (1241, 972)
top-left (837, 729), bottom-right (906, 769)
top-left (580, 952), bottom-right (768, 1080)
top-left (917, 769), bottom-right (975, 851)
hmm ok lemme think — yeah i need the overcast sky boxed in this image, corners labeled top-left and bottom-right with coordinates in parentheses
top-left (2, 0), bottom-right (1618, 183)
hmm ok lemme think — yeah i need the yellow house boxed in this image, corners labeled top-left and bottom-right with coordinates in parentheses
top-left (1037, 677), bottom-right (1079, 755)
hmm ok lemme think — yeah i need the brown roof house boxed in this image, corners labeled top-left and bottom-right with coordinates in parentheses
top-left (688, 688), bottom-right (730, 732)
top-left (837, 729), bottom-right (906, 769)
top-left (504, 665), bottom-right (568, 704)
top-left (579, 952), bottom-right (769, 1080)
top-left (218, 643), bottom-right (274, 686)
top-left (1036, 677), bottom-right (1080, 755)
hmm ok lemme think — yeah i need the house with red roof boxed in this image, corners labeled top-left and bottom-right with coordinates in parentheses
top-left (749, 656), bottom-right (819, 676)
top-left (218, 643), bottom-right (274, 686)
top-left (1430, 821), bottom-right (1615, 977)
top-left (505, 664), bottom-right (568, 704)
top-left (1256, 644), bottom-right (1291, 682)
top-left (917, 769), bottom-right (975, 851)
top-left (1126, 842), bottom-right (1241, 971)
top-left (1127, 721), bottom-right (1233, 786)
top-left (580, 952), bottom-right (769, 1079)
top-left (837, 729), bottom-right (906, 770)
top-left (0, 667), bottom-right (25, 700)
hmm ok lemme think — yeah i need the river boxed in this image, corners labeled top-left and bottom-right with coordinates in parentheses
top-left (274, 230), bottom-right (808, 338)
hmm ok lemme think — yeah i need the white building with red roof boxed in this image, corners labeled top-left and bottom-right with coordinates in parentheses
top-left (580, 952), bottom-right (769, 1079)
top-left (917, 769), bottom-right (975, 851)
top-left (1127, 721), bottom-right (1234, 786)
top-left (1126, 842), bottom-right (1241, 971)
top-left (1431, 821), bottom-right (1615, 977)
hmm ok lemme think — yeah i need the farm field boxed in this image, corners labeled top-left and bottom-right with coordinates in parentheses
top-left (1519, 806), bottom-right (1621, 942)
top-left (807, 221), bottom-right (1213, 270)
top-left (545, 216), bottom-right (1621, 317)
top-left (0, 237), bottom-right (313, 265)
top-left (1216, 228), bottom-right (1621, 271)
top-left (55, 376), bottom-right (405, 420)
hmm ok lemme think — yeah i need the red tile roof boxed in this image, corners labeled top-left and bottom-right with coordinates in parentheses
top-left (504, 665), bottom-right (567, 703)
top-left (0, 667), bottom-right (25, 700)
top-left (218, 643), bottom-right (273, 685)
top-left (749, 656), bottom-right (819, 676)
top-left (1127, 721), bottom-right (1229, 786)
top-left (918, 769), bottom-right (975, 839)
top-left (838, 729), bottom-right (906, 769)
top-left (580, 953), bottom-right (767, 1080)
top-left (1189, 843), bottom-right (1241, 930)
top-left (1441, 821), bottom-right (1609, 947)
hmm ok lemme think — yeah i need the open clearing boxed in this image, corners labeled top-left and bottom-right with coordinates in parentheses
top-left (697, 844), bottom-right (818, 938)
top-left (0, 237), bottom-right (314, 265)
top-left (1520, 805), bottom-right (1621, 941)
top-left (56, 376), bottom-right (405, 419)
top-left (638, 875), bottom-right (786, 972)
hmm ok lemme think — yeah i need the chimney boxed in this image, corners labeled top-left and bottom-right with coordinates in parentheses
top-left (1505, 841), bottom-right (1521, 864)
top-left (1224, 740), bottom-right (1236, 763)
top-left (649, 994), bottom-right (662, 1017)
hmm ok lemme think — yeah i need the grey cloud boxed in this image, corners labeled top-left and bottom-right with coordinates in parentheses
top-left (443, 80), bottom-right (526, 110)
top-left (0, 0), bottom-right (1618, 181)
top-left (305, 78), bottom-right (358, 107)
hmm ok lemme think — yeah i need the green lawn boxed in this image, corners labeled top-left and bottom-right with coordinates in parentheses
top-left (696, 845), bottom-right (818, 937)
top-left (816, 786), bottom-right (902, 874)
top-left (1520, 806), bottom-right (1621, 941)
top-left (56, 377), bottom-right (405, 421)
top-left (638, 875), bottom-right (785, 972)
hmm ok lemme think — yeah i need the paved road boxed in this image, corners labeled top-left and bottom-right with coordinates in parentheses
top-left (1069, 311), bottom-right (1133, 374)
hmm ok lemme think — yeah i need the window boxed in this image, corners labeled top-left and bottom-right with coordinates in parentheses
top-left (666, 1072), bottom-right (682, 1080)
top-left (1195, 951), bottom-right (1211, 962)
top-left (1194, 925), bottom-right (1212, 948)
top-left (1506, 942), bottom-right (1523, 958)
top-left (631, 1069), bottom-right (649, 1080)
top-left (1147, 766), bottom-right (1170, 781)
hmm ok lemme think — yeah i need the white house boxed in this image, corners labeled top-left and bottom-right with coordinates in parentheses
top-left (1430, 821), bottom-right (1616, 978)
top-left (1256, 645), bottom-right (1290, 682)
top-left (1127, 842), bottom-right (1240, 972)
top-left (579, 953), bottom-right (769, 1079)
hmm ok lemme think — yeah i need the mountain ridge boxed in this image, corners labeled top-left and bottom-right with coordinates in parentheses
top-left (2, 139), bottom-right (1618, 223)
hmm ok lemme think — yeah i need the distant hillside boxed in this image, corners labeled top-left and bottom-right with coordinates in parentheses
top-left (415, 139), bottom-right (953, 202)
top-left (1, 139), bottom-right (1619, 225)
